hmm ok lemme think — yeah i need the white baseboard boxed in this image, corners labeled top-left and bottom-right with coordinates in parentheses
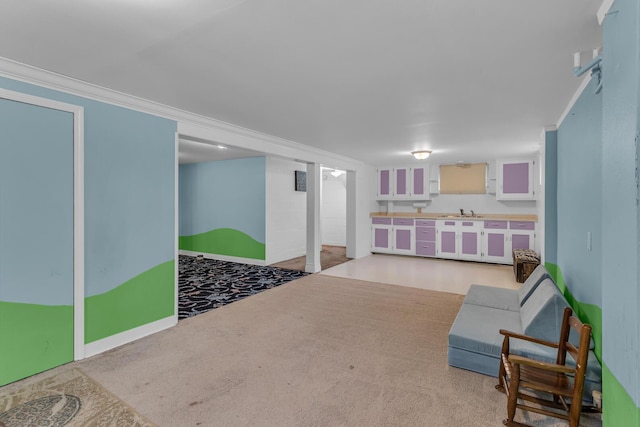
top-left (179, 250), bottom-right (266, 266)
top-left (83, 315), bottom-right (177, 359)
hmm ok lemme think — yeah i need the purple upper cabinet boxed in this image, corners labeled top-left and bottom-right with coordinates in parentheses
top-left (410, 166), bottom-right (430, 200)
top-left (394, 167), bottom-right (410, 198)
top-left (377, 168), bottom-right (392, 199)
top-left (496, 160), bottom-right (535, 200)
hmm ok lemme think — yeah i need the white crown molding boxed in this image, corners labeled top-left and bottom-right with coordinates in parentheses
top-left (556, 74), bottom-right (592, 129)
top-left (597, 0), bottom-right (615, 25)
top-left (0, 56), bottom-right (364, 169)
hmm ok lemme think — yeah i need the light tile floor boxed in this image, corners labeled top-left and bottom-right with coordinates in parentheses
top-left (320, 253), bottom-right (519, 295)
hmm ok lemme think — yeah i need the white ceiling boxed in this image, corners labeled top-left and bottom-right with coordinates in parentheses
top-left (0, 0), bottom-right (602, 165)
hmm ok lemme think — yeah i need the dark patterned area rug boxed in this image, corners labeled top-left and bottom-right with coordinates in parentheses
top-left (178, 255), bottom-right (309, 319)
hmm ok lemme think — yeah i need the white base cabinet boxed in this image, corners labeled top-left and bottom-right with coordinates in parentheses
top-left (373, 217), bottom-right (536, 265)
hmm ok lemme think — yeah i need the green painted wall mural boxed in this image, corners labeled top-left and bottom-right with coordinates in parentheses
top-left (0, 302), bottom-right (73, 385)
top-left (179, 158), bottom-right (266, 261)
top-left (603, 364), bottom-right (640, 426)
top-left (85, 261), bottom-right (175, 343)
top-left (545, 263), bottom-right (602, 362)
top-left (179, 228), bottom-right (265, 260)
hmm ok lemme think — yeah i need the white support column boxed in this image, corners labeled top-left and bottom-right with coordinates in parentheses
top-left (346, 170), bottom-right (356, 259)
top-left (305, 162), bottom-right (322, 273)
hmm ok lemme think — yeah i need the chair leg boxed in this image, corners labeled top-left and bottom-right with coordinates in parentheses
top-left (568, 401), bottom-right (582, 427)
top-left (504, 365), bottom-right (520, 425)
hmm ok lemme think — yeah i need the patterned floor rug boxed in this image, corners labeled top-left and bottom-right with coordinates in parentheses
top-left (178, 255), bottom-right (309, 319)
top-left (0, 368), bottom-right (155, 427)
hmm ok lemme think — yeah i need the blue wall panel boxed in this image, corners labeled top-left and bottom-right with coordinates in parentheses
top-left (544, 129), bottom-right (558, 264)
top-left (556, 78), bottom-right (602, 308)
top-left (179, 157), bottom-right (266, 242)
top-left (0, 77), bottom-right (177, 298)
top-left (0, 99), bottom-right (74, 305)
top-left (601, 0), bottom-right (640, 410)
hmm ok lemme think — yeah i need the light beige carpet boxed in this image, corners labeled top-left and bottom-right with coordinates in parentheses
top-left (0, 368), bottom-right (155, 426)
top-left (1, 275), bottom-right (602, 426)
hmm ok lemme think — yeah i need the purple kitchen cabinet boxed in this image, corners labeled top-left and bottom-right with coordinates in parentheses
top-left (377, 169), bottom-right (392, 198)
top-left (413, 167), bottom-right (425, 196)
top-left (497, 160), bottom-right (534, 200)
top-left (483, 228), bottom-right (510, 264)
top-left (511, 233), bottom-right (533, 251)
top-left (486, 233), bottom-right (505, 257)
top-left (415, 220), bottom-right (436, 258)
top-left (393, 218), bottom-right (414, 226)
top-left (461, 232), bottom-right (479, 255)
top-left (509, 221), bottom-right (535, 230)
top-left (371, 220), bottom-right (392, 253)
top-left (510, 221), bottom-right (535, 252)
top-left (371, 217), bottom-right (392, 225)
top-left (410, 166), bottom-right (430, 199)
top-left (416, 227), bottom-right (436, 242)
top-left (416, 242), bottom-right (436, 257)
top-left (374, 228), bottom-right (389, 249)
top-left (440, 230), bottom-right (457, 255)
top-left (395, 168), bottom-right (409, 197)
top-left (503, 163), bottom-right (529, 194)
top-left (395, 228), bottom-right (412, 250)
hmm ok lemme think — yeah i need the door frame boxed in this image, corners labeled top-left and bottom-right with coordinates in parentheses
top-left (0, 88), bottom-right (85, 361)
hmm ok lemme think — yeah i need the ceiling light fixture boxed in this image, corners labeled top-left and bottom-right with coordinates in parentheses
top-left (216, 145), bottom-right (227, 150)
top-left (411, 150), bottom-right (432, 160)
top-left (330, 169), bottom-right (345, 177)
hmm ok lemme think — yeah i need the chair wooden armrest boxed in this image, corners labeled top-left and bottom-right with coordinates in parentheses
top-left (507, 354), bottom-right (575, 374)
top-left (499, 329), bottom-right (559, 349)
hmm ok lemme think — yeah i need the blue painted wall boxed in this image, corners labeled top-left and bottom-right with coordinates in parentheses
top-left (544, 129), bottom-right (557, 264)
top-left (556, 78), bottom-right (602, 309)
top-left (0, 77), bottom-right (177, 339)
top-left (179, 157), bottom-right (266, 243)
top-left (0, 100), bottom-right (74, 305)
top-left (552, 1), bottom-right (640, 424)
top-left (600, 0), bottom-right (640, 422)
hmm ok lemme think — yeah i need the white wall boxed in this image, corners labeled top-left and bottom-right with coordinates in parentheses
top-left (321, 171), bottom-right (347, 246)
top-left (265, 156), bottom-right (307, 264)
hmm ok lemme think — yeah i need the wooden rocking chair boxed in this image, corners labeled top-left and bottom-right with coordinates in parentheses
top-left (496, 307), bottom-right (592, 427)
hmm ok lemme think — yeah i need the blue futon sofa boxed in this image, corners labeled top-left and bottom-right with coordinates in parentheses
top-left (447, 265), bottom-right (602, 402)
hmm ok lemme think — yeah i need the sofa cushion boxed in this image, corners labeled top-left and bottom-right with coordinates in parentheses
top-left (464, 265), bottom-right (550, 312)
top-left (448, 303), bottom-right (522, 357)
top-left (520, 279), bottom-right (570, 343)
top-left (463, 285), bottom-right (519, 311)
top-left (517, 264), bottom-right (550, 306)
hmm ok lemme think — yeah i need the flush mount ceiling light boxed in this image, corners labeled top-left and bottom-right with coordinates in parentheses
top-left (411, 150), bottom-right (432, 160)
top-left (330, 169), bottom-right (345, 177)
top-left (216, 145), bottom-right (227, 150)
